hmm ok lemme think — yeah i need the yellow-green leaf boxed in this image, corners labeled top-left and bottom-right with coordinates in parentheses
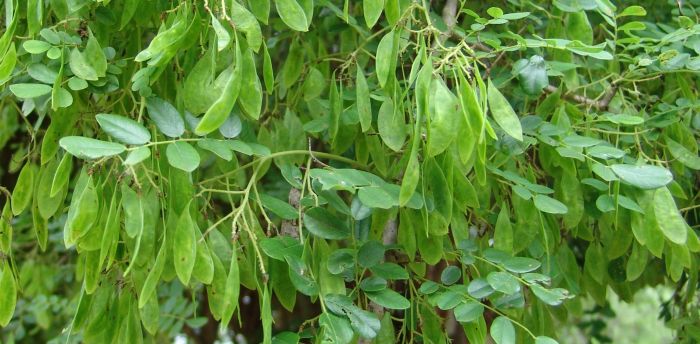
top-left (487, 79), bottom-right (523, 141)
top-left (653, 187), bottom-right (688, 244)
top-left (0, 261), bottom-right (17, 326)
top-left (275, 0), bottom-right (308, 31)
top-left (174, 203), bottom-right (197, 285)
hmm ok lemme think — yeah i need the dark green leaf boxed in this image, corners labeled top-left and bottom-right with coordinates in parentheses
top-left (303, 207), bottom-right (351, 240)
top-left (259, 194), bottom-right (298, 220)
top-left (365, 289), bottom-right (410, 309)
top-left (454, 302), bottom-right (484, 323)
top-left (320, 313), bottom-right (354, 344)
top-left (370, 262), bottom-right (408, 280)
top-left (357, 240), bottom-right (385, 268)
top-left (359, 276), bottom-right (387, 292)
top-left (440, 266), bottom-right (461, 285)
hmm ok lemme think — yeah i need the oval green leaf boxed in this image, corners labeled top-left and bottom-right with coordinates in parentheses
top-left (275, 0), bottom-right (308, 31)
top-left (166, 142), bottom-right (200, 172)
top-left (491, 316), bottom-right (516, 344)
top-left (653, 187), bottom-right (688, 244)
top-left (610, 164), bottom-right (673, 190)
top-left (59, 136), bottom-right (126, 160)
top-left (303, 207), bottom-right (351, 240)
top-left (533, 194), bottom-right (568, 214)
top-left (174, 205), bottom-right (197, 285)
top-left (146, 97), bottom-right (185, 138)
top-left (9, 83), bottom-right (52, 98)
top-left (96, 114), bottom-right (151, 145)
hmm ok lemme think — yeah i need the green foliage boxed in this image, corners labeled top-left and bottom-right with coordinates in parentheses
top-left (0, 0), bottom-right (700, 343)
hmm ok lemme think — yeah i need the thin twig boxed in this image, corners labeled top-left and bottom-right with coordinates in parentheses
top-left (308, 138), bottom-right (329, 168)
top-left (545, 84), bottom-right (618, 110)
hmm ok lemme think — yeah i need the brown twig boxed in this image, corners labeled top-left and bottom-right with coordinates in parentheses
top-left (544, 84), bottom-right (618, 110)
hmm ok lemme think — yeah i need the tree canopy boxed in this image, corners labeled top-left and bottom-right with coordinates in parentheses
top-left (0, 0), bottom-right (700, 343)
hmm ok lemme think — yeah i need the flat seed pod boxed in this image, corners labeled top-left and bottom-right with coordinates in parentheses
top-left (356, 66), bottom-right (372, 132)
top-left (207, 253), bottom-right (228, 320)
top-left (36, 159), bottom-right (65, 219)
top-left (221, 241), bottom-right (240, 327)
top-left (11, 162), bottom-right (35, 216)
top-left (63, 172), bottom-right (99, 246)
top-left (238, 48), bottom-right (263, 120)
top-left (139, 232), bottom-right (167, 308)
top-left (121, 184), bottom-right (144, 238)
top-left (50, 153), bottom-right (72, 197)
top-left (99, 188), bottom-right (120, 270)
top-left (84, 250), bottom-right (101, 294)
top-left (375, 30), bottom-right (397, 88)
top-left (0, 261), bottom-right (17, 326)
top-left (427, 78), bottom-right (459, 157)
top-left (0, 204), bottom-right (12, 253)
top-left (192, 231), bottom-right (215, 285)
top-left (173, 203), bottom-right (197, 285)
top-left (195, 39), bottom-right (242, 135)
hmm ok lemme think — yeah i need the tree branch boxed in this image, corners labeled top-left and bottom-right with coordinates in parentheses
top-left (441, 0), bottom-right (459, 34)
top-left (438, 0), bottom-right (459, 43)
top-left (544, 84), bottom-right (618, 111)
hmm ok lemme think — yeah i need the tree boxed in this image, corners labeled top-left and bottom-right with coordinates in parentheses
top-left (0, 0), bottom-right (699, 343)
